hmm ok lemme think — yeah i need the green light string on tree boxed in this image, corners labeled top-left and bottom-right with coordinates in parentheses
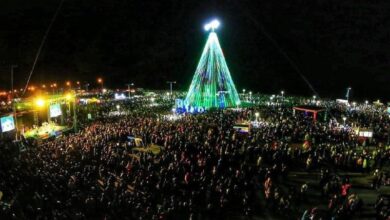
top-left (185, 20), bottom-right (241, 109)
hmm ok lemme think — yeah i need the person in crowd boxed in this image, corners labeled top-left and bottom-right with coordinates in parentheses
top-left (0, 96), bottom-right (389, 219)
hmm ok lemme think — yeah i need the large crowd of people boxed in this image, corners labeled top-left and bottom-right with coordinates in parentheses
top-left (0, 96), bottom-right (389, 219)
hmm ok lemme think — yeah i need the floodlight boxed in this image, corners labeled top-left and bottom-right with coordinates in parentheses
top-left (35, 98), bottom-right (45, 107)
top-left (65, 93), bottom-right (73, 100)
top-left (204, 19), bottom-right (220, 31)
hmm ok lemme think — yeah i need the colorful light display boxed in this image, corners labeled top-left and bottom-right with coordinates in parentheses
top-left (185, 20), bottom-right (241, 109)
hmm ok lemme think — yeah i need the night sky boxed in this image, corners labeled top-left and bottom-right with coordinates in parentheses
top-left (1, 0), bottom-right (390, 101)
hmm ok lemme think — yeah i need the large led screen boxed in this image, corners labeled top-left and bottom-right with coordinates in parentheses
top-left (50, 104), bottom-right (62, 118)
top-left (1, 115), bottom-right (15, 132)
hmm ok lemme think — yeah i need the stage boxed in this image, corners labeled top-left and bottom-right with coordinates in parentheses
top-left (23, 122), bottom-right (69, 139)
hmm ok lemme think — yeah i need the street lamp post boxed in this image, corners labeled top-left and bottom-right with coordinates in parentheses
top-left (255, 112), bottom-right (260, 121)
top-left (388, 115), bottom-right (390, 146)
top-left (166, 81), bottom-right (176, 99)
top-left (97, 78), bottom-right (104, 92)
top-left (50, 83), bottom-right (57, 94)
top-left (73, 99), bottom-right (77, 132)
top-left (342, 117), bottom-right (347, 126)
top-left (127, 83), bottom-right (134, 98)
top-left (346, 87), bottom-right (352, 101)
top-left (126, 83), bottom-right (134, 99)
top-left (116, 104), bottom-right (121, 115)
top-left (11, 65), bottom-right (18, 140)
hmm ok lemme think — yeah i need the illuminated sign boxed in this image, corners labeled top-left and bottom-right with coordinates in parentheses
top-left (359, 131), bottom-right (373, 138)
top-left (1, 115), bottom-right (15, 132)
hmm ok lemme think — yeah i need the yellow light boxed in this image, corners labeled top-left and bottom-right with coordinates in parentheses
top-left (66, 81), bottom-right (71, 86)
top-left (97, 78), bottom-right (103, 83)
top-left (35, 98), bottom-right (45, 107)
top-left (65, 93), bottom-right (73, 100)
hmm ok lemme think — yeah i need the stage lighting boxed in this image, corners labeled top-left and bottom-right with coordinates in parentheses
top-left (35, 98), bottom-right (45, 107)
top-left (65, 93), bottom-right (73, 100)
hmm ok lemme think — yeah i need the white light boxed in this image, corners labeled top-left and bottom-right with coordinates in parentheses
top-left (116, 105), bottom-right (120, 110)
top-left (115, 93), bottom-right (126, 100)
top-left (204, 19), bottom-right (220, 31)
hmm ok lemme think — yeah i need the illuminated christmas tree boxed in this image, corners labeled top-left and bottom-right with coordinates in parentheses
top-left (185, 20), bottom-right (241, 109)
